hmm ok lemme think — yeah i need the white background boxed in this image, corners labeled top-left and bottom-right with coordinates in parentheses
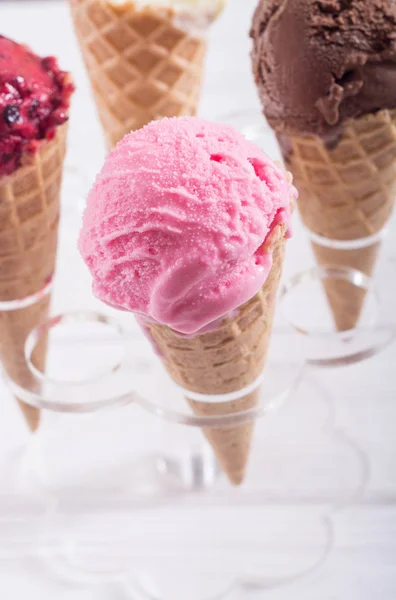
top-left (0, 1), bottom-right (396, 599)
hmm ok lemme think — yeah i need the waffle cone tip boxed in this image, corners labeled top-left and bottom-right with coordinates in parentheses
top-left (17, 401), bottom-right (40, 432)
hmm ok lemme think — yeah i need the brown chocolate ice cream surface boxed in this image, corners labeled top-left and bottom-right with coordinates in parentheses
top-left (251, 0), bottom-right (396, 140)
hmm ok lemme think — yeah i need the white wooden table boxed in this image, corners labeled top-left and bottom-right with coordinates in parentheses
top-left (0, 1), bottom-right (396, 599)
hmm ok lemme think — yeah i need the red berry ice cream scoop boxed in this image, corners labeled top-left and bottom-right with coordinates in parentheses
top-left (0, 35), bottom-right (74, 177)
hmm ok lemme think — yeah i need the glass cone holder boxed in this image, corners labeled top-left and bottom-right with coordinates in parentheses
top-left (0, 320), bottom-right (373, 599)
top-left (3, 304), bottom-right (304, 494)
top-left (1, 271), bottom-right (395, 598)
top-left (1, 262), bottom-right (394, 497)
top-left (280, 263), bottom-right (395, 367)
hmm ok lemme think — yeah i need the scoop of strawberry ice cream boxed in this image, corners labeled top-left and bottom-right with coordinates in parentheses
top-left (0, 35), bottom-right (74, 177)
top-left (79, 117), bottom-right (296, 334)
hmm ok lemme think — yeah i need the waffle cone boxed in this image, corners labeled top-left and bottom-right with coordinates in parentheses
top-left (69, 0), bottom-right (207, 149)
top-left (280, 109), bottom-right (396, 330)
top-left (0, 124), bottom-right (68, 430)
top-left (148, 227), bottom-right (287, 485)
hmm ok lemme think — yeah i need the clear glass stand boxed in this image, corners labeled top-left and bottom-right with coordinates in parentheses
top-left (1, 279), bottom-right (394, 596)
top-left (1, 112), bottom-right (395, 599)
top-left (3, 306), bottom-right (303, 494)
top-left (280, 264), bottom-right (395, 366)
top-left (2, 259), bottom-right (394, 497)
top-left (0, 365), bottom-right (373, 600)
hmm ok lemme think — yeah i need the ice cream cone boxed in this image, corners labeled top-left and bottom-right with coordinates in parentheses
top-left (147, 226), bottom-right (286, 485)
top-left (69, 0), bottom-right (208, 149)
top-left (0, 123), bottom-right (68, 430)
top-left (79, 116), bottom-right (295, 486)
top-left (279, 108), bottom-right (396, 330)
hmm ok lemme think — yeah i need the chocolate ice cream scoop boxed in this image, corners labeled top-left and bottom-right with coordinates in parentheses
top-left (250, 0), bottom-right (396, 335)
top-left (250, 0), bottom-right (396, 139)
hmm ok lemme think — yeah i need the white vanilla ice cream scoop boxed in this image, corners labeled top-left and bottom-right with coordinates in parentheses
top-left (108, 0), bottom-right (227, 23)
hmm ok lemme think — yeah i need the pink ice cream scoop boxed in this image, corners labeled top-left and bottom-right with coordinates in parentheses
top-left (79, 117), bottom-right (296, 335)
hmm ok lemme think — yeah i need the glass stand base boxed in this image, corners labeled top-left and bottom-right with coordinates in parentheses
top-left (1, 253), bottom-right (392, 598)
top-left (3, 258), bottom-right (393, 500)
top-left (0, 371), bottom-right (370, 600)
top-left (5, 363), bottom-right (299, 498)
top-left (2, 308), bottom-right (304, 495)
top-left (14, 436), bottom-right (220, 497)
top-left (6, 409), bottom-right (220, 496)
